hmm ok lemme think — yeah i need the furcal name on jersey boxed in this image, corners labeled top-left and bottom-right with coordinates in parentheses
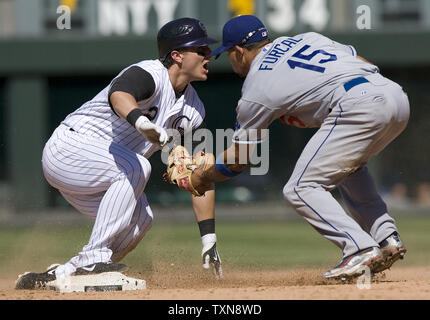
top-left (258, 37), bottom-right (303, 71)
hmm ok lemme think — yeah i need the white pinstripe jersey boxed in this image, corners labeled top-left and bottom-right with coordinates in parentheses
top-left (62, 59), bottom-right (205, 158)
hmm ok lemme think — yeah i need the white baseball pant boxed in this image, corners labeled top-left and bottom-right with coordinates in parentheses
top-left (42, 124), bottom-right (153, 277)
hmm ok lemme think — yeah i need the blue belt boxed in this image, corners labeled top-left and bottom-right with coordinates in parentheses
top-left (343, 77), bottom-right (369, 92)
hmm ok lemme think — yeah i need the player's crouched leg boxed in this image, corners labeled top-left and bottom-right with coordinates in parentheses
top-left (282, 180), bottom-right (329, 218)
top-left (283, 181), bottom-right (298, 208)
top-left (282, 180), bottom-right (318, 210)
top-left (110, 193), bottom-right (154, 262)
top-left (120, 153), bottom-right (152, 197)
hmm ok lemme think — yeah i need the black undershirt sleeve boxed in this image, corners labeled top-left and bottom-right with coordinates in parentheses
top-left (108, 66), bottom-right (156, 114)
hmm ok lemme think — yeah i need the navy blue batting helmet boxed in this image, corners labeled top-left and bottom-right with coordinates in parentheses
top-left (157, 17), bottom-right (218, 62)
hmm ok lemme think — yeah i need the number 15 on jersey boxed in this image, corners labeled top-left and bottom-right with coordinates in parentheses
top-left (287, 45), bottom-right (337, 73)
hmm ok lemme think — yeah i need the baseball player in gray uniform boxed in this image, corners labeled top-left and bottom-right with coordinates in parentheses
top-left (191, 15), bottom-right (408, 280)
top-left (16, 18), bottom-right (222, 290)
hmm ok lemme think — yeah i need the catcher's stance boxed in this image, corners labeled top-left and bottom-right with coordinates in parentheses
top-left (170, 15), bottom-right (409, 280)
top-left (16, 18), bottom-right (222, 290)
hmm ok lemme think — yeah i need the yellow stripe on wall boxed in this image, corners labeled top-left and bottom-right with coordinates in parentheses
top-left (228, 0), bottom-right (255, 16)
top-left (60, 0), bottom-right (78, 12)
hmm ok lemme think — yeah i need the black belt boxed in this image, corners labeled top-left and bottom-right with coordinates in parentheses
top-left (344, 77), bottom-right (369, 92)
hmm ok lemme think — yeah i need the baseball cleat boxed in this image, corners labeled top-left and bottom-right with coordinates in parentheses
top-left (15, 265), bottom-right (58, 290)
top-left (46, 263), bottom-right (61, 271)
top-left (323, 247), bottom-right (385, 280)
top-left (15, 263), bottom-right (128, 290)
top-left (74, 262), bottom-right (128, 275)
top-left (373, 232), bottom-right (407, 273)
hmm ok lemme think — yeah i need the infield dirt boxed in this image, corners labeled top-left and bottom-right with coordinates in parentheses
top-left (1, 266), bottom-right (429, 300)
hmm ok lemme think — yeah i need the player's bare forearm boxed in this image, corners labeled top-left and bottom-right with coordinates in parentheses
top-left (191, 186), bottom-right (215, 222)
top-left (193, 186), bottom-right (223, 279)
top-left (192, 143), bottom-right (252, 194)
top-left (191, 163), bottom-right (228, 196)
top-left (109, 91), bottom-right (140, 120)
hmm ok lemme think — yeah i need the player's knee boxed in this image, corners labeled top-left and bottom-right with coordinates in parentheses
top-left (121, 156), bottom-right (152, 192)
top-left (138, 156), bottom-right (152, 177)
top-left (131, 156), bottom-right (151, 178)
top-left (283, 182), bottom-right (299, 205)
top-left (283, 180), bottom-right (320, 206)
top-left (136, 157), bottom-right (152, 189)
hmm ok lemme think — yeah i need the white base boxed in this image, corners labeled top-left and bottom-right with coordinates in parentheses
top-left (45, 272), bottom-right (146, 293)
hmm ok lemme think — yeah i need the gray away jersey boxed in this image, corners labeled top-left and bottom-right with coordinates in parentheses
top-left (233, 32), bottom-right (379, 143)
top-left (62, 59), bottom-right (205, 158)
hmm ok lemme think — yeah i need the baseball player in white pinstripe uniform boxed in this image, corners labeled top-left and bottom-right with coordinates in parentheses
top-left (190, 15), bottom-right (408, 281)
top-left (16, 18), bottom-right (222, 290)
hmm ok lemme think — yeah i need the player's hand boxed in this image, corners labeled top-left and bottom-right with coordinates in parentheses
top-left (201, 233), bottom-right (223, 279)
top-left (135, 116), bottom-right (168, 147)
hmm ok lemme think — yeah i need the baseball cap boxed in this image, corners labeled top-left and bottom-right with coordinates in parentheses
top-left (211, 15), bottom-right (268, 57)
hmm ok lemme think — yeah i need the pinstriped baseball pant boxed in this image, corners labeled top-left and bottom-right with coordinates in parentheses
top-left (42, 124), bottom-right (153, 277)
top-left (283, 77), bottom-right (410, 259)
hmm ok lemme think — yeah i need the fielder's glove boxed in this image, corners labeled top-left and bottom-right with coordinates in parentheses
top-left (164, 145), bottom-right (214, 196)
top-left (201, 233), bottom-right (223, 279)
top-left (135, 115), bottom-right (169, 147)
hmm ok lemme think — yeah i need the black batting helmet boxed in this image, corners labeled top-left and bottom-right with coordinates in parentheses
top-left (157, 17), bottom-right (218, 62)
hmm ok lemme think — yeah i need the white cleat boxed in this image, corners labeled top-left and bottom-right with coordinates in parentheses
top-left (323, 247), bottom-right (385, 281)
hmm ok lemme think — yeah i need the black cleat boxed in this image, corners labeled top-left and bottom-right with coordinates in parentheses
top-left (15, 265), bottom-right (58, 290)
top-left (74, 262), bottom-right (128, 275)
top-left (15, 263), bottom-right (128, 290)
